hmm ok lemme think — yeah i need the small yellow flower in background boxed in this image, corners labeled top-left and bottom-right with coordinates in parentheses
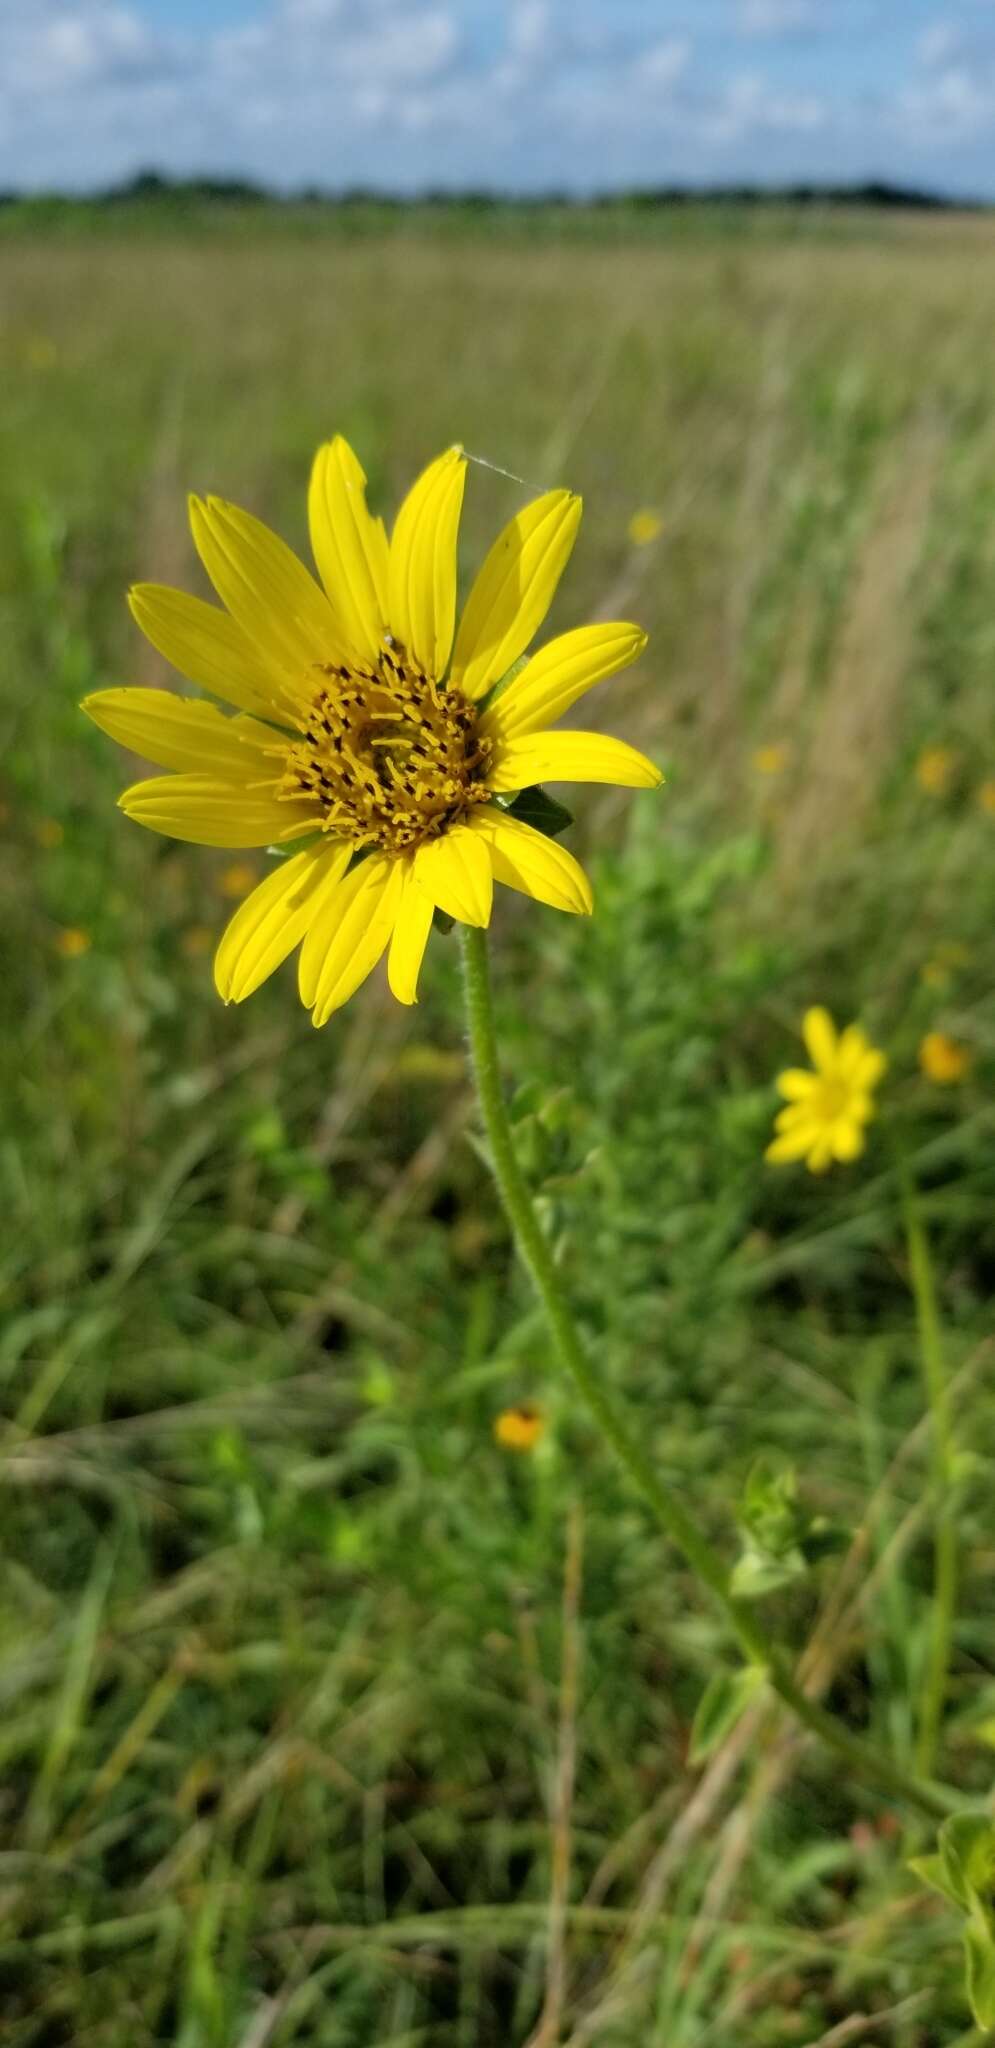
top-left (218, 860), bottom-right (258, 899)
top-left (766, 1008), bottom-right (887, 1174)
top-left (494, 1404), bottom-right (545, 1452)
top-left (915, 746), bottom-right (955, 796)
top-left (53, 927), bottom-right (91, 959)
top-left (180, 925), bottom-right (214, 958)
top-left (628, 508), bottom-right (663, 547)
top-left (978, 778), bottom-right (995, 816)
top-left (919, 1032), bottom-right (973, 1084)
top-left (82, 439), bottom-right (657, 1024)
top-left (752, 743), bottom-right (790, 778)
top-left (35, 818), bottom-right (65, 849)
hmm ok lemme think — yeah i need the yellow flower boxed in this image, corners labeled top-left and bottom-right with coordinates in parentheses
top-left (218, 860), bottom-right (258, 898)
top-left (83, 440), bottom-right (657, 1023)
top-left (915, 746), bottom-right (955, 796)
top-left (919, 1032), bottom-right (973, 1084)
top-left (978, 778), bottom-right (995, 816)
top-left (53, 926), bottom-right (91, 958)
top-left (494, 1404), bottom-right (545, 1452)
top-left (628, 508), bottom-right (663, 547)
top-left (752, 743), bottom-right (790, 778)
top-left (766, 1008), bottom-right (887, 1174)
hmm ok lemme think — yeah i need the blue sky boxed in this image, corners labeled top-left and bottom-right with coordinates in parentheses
top-left (3, 1), bottom-right (995, 197)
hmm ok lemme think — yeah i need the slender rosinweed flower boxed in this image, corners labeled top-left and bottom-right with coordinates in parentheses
top-left (766, 1007), bottom-right (887, 1174)
top-left (83, 441), bottom-right (658, 1023)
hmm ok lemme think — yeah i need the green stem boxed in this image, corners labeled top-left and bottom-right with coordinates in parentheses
top-left (902, 1175), bottom-right (957, 1781)
top-left (460, 925), bottom-right (955, 1821)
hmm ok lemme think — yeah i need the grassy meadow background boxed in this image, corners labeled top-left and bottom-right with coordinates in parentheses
top-left (2, 201), bottom-right (995, 2046)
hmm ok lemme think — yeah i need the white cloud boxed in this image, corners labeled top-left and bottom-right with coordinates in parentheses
top-left (0, 0), bottom-right (993, 196)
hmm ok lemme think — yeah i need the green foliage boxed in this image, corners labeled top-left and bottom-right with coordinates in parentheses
top-left (1, 207), bottom-right (994, 2044)
top-left (911, 1815), bottom-right (995, 2028)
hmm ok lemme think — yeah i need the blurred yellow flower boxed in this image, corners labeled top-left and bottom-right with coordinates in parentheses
top-left (83, 438), bottom-right (656, 1022)
top-left (915, 746), bottom-right (955, 796)
top-left (53, 927), bottom-right (91, 959)
top-left (218, 860), bottom-right (258, 899)
top-left (180, 925), bottom-right (214, 958)
top-left (494, 1404), bottom-right (545, 1452)
top-left (978, 778), bottom-right (995, 816)
top-left (766, 1008), bottom-right (887, 1174)
top-left (919, 1032), bottom-right (973, 1084)
top-left (753, 743), bottom-right (790, 778)
top-left (35, 818), bottom-right (65, 849)
top-left (628, 508), bottom-right (663, 547)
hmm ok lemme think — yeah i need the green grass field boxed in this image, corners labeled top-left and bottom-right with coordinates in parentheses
top-left (2, 205), bottom-right (995, 2047)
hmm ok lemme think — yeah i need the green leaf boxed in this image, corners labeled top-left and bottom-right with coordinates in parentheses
top-left (908, 1853), bottom-right (961, 1908)
top-left (940, 1814), bottom-right (995, 1916)
top-left (689, 1665), bottom-right (766, 1764)
top-left (964, 1923), bottom-right (995, 2029)
top-left (501, 785), bottom-right (574, 841)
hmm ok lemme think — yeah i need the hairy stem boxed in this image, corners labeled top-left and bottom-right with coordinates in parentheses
top-left (460, 924), bottom-right (955, 1821)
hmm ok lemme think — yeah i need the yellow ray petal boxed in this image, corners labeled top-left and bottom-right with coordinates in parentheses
top-left (308, 436), bottom-right (389, 665)
top-left (189, 494), bottom-right (344, 683)
top-left (487, 728), bottom-right (662, 793)
top-left (387, 864), bottom-right (435, 1005)
top-left (806, 1138), bottom-right (834, 1174)
top-left (119, 774), bottom-right (319, 847)
top-left (468, 807), bottom-right (592, 915)
top-left (480, 622), bottom-right (647, 742)
top-left (387, 447), bottom-right (466, 679)
top-left (214, 842), bottom-right (350, 1003)
top-left (451, 490), bottom-right (581, 703)
top-left (853, 1048), bottom-right (887, 1091)
top-left (775, 1069), bottom-right (818, 1103)
top-left (413, 825), bottom-right (493, 927)
top-left (303, 856), bottom-right (404, 1026)
top-left (831, 1119), bottom-right (866, 1162)
top-left (129, 583), bottom-right (292, 720)
top-left (82, 688), bottom-right (280, 777)
top-left (802, 1007), bottom-right (838, 1073)
top-left (765, 1128), bottom-right (814, 1164)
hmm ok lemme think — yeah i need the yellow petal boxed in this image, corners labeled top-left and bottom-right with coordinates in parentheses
top-left (413, 825), bottom-right (493, 927)
top-left (214, 842), bottom-right (350, 1003)
top-left (806, 1138), bottom-right (834, 1175)
top-left (119, 774), bottom-right (318, 847)
top-left (468, 807), bottom-right (592, 915)
top-left (387, 447), bottom-right (466, 678)
top-left (387, 864), bottom-right (435, 1005)
top-left (82, 688), bottom-right (279, 777)
top-left (451, 490), bottom-right (581, 703)
top-left (853, 1048), bottom-right (887, 1091)
top-left (765, 1128), bottom-right (813, 1164)
top-left (481, 623), bottom-right (647, 742)
top-left (307, 857), bottom-right (404, 1026)
top-left (775, 1069), bottom-right (818, 1103)
top-left (487, 727), bottom-right (662, 793)
top-left (308, 436), bottom-right (389, 665)
top-left (189, 495), bottom-right (343, 683)
top-left (129, 583), bottom-right (291, 719)
top-left (831, 1120), bottom-right (865, 1162)
top-left (774, 1104), bottom-right (816, 1133)
top-left (802, 1007), bottom-right (838, 1073)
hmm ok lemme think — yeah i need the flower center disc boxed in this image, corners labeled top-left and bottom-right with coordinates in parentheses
top-left (283, 645), bottom-right (492, 854)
